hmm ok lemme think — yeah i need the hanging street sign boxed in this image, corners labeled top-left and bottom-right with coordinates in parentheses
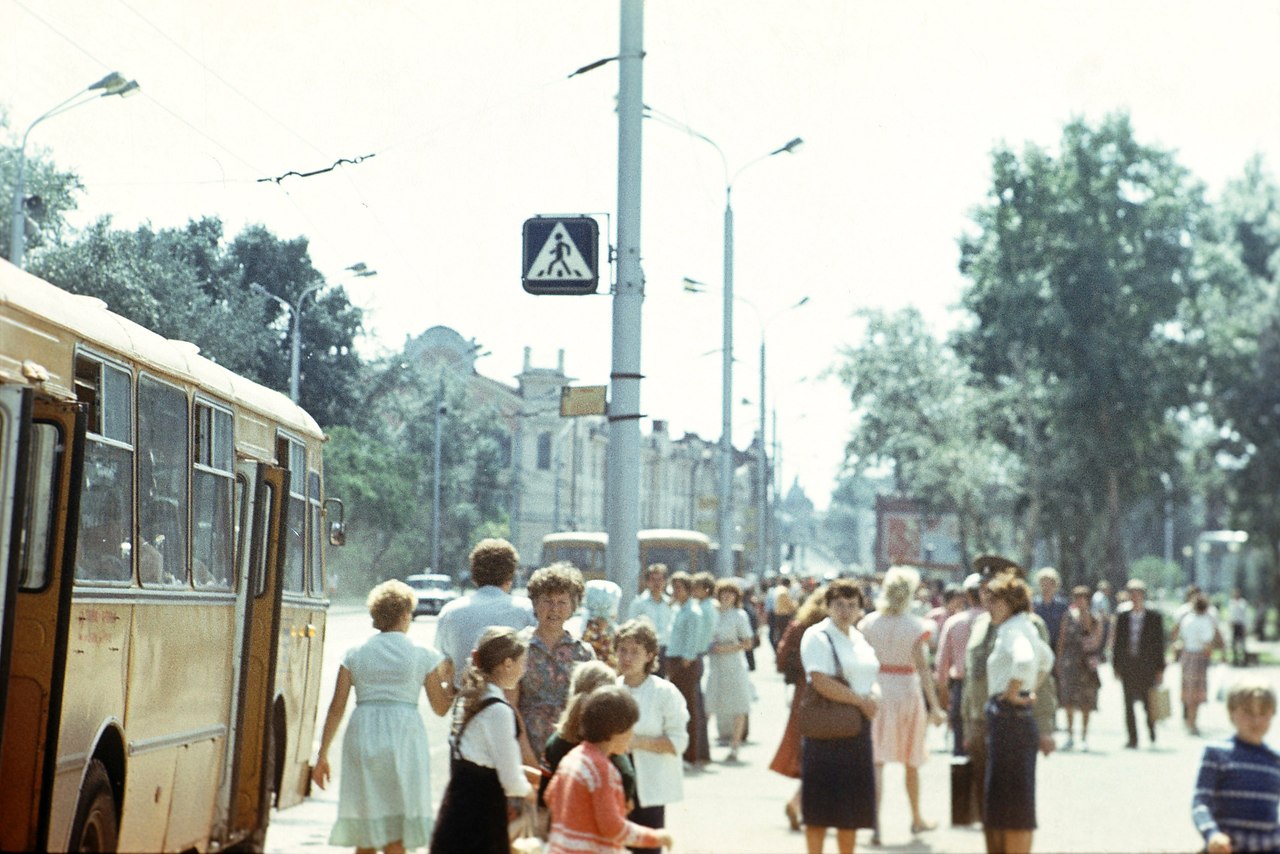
top-left (522, 216), bottom-right (600, 295)
top-left (560, 384), bottom-right (608, 417)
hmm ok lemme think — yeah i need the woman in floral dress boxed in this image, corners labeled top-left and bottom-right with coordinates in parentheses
top-left (516, 563), bottom-right (594, 765)
top-left (1056, 586), bottom-right (1103, 750)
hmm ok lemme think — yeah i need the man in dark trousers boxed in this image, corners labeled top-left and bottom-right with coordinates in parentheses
top-left (1112, 578), bottom-right (1166, 749)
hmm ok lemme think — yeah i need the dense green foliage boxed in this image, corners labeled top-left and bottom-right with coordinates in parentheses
top-left (837, 113), bottom-right (1280, 600)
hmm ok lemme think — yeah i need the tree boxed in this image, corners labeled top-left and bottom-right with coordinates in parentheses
top-left (227, 226), bottom-right (364, 427)
top-left (326, 355), bottom-right (513, 585)
top-left (321, 425), bottom-right (418, 595)
top-left (34, 217), bottom-right (276, 376)
top-left (1205, 157), bottom-right (1280, 592)
top-left (956, 113), bottom-right (1206, 586)
top-left (822, 471), bottom-right (885, 570)
top-left (1, 114), bottom-right (83, 261)
top-left (835, 307), bottom-right (1020, 565)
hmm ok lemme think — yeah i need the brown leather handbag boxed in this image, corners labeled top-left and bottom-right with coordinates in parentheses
top-left (796, 632), bottom-right (864, 739)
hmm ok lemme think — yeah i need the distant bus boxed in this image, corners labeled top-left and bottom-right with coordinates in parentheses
top-left (541, 531), bottom-right (607, 581)
top-left (0, 261), bottom-right (343, 851)
top-left (540, 529), bottom-right (715, 584)
top-left (639, 528), bottom-right (712, 576)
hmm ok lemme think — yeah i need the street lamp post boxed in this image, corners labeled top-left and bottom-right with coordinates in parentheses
top-left (9, 72), bottom-right (140, 268)
top-left (753, 297), bottom-right (808, 578)
top-left (253, 264), bottom-right (375, 404)
top-left (432, 372), bottom-right (445, 574)
top-left (683, 277), bottom-right (807, 578)
top-left (649, 109), bottom-right (801, 578)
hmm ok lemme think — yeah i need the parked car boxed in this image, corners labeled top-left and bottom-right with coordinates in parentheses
top-left (406, 573), bottom-right (459, 617)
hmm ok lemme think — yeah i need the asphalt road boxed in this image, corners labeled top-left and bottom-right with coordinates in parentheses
top-left (266, 607), bottom-right (1263, 853)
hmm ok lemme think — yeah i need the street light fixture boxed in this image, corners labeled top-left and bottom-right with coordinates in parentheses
top-left (9, 71), bottom-right (140, 268)
top-left (252, 263), bottom-right (376, 403)
top-left (685, 278), bottom-right (809, 577)
top-left (647, 106), bottom-right (803, 578)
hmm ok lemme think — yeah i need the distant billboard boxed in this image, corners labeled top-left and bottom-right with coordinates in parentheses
top-left (874, 495), bottom-right (963, 576)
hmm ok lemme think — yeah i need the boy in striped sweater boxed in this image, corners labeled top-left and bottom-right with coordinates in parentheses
top-left (1192, 678), bottom-right (1280, 853)
top-left (545, 686), bottom-right (674, 853)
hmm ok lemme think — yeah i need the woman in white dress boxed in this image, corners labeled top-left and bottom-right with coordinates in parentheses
top-left (705, 579), bottom-right (756, 762)
top-left (312, 580), bottom-right (455, 853)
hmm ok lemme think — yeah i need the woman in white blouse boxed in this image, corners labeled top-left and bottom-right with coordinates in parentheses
top-left (1170, 593), bottom-right (1220, 735)
top-left (983, 573), bottom-right (1055, 854)
top-left (799, 579), bottom-right (881, 854)
top-left (616, 618), bottom-right (690, 854)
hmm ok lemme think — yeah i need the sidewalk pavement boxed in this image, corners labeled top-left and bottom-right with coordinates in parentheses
top-left (268, 614), bottom-right (1280, 853)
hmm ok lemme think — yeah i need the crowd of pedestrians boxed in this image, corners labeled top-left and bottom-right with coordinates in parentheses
top-left (308, 535), bottom-right (1280, 854)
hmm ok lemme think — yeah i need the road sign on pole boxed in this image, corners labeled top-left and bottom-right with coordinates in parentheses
top-left (522, 216), bottom-right (599, 294)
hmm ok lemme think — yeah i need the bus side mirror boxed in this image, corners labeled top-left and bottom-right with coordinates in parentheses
top-left (325, 497), bottom-right (347, 547)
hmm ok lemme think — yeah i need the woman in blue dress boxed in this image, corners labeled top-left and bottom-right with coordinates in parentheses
top-left (312, 580), bottom-right (455, 853)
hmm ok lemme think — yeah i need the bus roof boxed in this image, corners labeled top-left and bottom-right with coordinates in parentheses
top-left (542, 531), bottom-right (608, 546)
top-left (0, 259), bottom-right (322, 440)
top-left (638, 528), bottom-right (712, 546)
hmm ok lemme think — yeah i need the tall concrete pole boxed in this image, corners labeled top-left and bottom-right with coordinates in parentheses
top-left (431, 371), bottom-right (445, 574)
top-left (606, 0), bottom-right (644, 616)
top-left (757, 337), bottom-right (767, 577)
top-left (717, 198), bottom-right (735, 578)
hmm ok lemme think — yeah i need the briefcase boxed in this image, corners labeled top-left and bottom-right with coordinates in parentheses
top-left (950, 756), bottom-right (977, 826)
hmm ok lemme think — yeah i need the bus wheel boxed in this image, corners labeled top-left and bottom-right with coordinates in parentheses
top-left (70, 760), bottom-right (118, 852)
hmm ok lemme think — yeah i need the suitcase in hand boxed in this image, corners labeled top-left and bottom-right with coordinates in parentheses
top-left (950, 756), bottom-right (977, 826)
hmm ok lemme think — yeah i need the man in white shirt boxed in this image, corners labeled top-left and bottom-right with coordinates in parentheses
top-left (628, 563), bottom-right (673, 671)
top-left (435, 538), bottom-right (536, 686)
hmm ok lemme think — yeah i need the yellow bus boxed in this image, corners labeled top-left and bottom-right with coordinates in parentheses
top-left (540, 531), bottom-right (607, 581)
top-left (0, 260), bottom-right (343, 852)
top-left (638, 528), bottom-right (712, 576)
top-left (540, 529), bottom-right (713, 582)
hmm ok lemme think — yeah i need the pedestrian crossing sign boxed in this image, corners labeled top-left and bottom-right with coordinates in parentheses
top-left (522, 216), bottom-right (599, 295)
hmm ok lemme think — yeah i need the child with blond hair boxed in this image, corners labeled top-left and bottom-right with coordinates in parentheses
top-left (1192, 678), bottom-right (1280, 853)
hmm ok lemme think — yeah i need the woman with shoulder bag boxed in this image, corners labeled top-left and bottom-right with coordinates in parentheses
top-left (799, 579), bottom-right (881, 854)
top-left (770, 588), bottom-right (829, 831)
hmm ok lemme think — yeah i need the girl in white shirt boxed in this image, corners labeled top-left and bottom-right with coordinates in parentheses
top-left (983, 573), bottom-right (1054, 854)
top-left (430, 627), bottom-right (538, 854)
top-left (616, 618), bottom-right (690, 854)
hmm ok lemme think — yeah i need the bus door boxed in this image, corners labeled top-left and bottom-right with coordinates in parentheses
top-left (0, 393), bottom-right (83, 852)
top-left (227, 462), bottom-right (286, 842)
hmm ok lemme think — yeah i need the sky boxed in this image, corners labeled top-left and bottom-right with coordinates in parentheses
top-left (5, 1), bottom-right (1280, 511)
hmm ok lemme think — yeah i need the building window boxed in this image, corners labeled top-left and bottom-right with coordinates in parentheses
top-left (537, 432), bottom-right (552, 470)
top-left (498, 434), bottom-right (513, 468)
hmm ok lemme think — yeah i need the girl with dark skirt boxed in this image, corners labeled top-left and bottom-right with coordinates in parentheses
top-left (982, 573), bottom-right (1055, 854)
top-left (798, 580), bottom-right (881, 854)
top-left (430, 627), bottom-right (538, 854)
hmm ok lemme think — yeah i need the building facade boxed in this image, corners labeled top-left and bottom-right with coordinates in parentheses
top-left (407, 326), bottom-right (764, 572)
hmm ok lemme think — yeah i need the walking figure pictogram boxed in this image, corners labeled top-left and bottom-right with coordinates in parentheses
top-left (541, 233), bottom-right (575, 278)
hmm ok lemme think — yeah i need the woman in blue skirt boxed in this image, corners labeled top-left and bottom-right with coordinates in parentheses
top-left (312, 580), bottom-right (456, 853)
top-left (983, 572), bottom-right (1055, 854)
top-left (799, 579), bottom-right (881, 854)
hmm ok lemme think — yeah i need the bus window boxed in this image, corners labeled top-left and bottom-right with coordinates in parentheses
top-left (193, 402), bottom-right (234, 589)
top-left (138, 375), bottom-right (189, 587)
top-left (281, 438), bottom-right (306, 593)
top-left (17, 422), bottom-right (60, 591)
top-left (74, 355), bottom-right (134, 583)
top-left (308, 470), bottom-right (324, 596)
